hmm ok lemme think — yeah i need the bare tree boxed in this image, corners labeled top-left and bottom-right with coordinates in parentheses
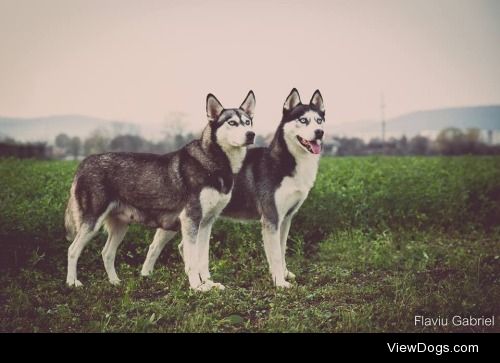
top-left (110, 135), bottom-right (145, 152)
top-left (55, 133), bottom-right (71, 150)
top-left (69, 137), bottom-right (81, 160)
top-left (84, 129), bottom-right (110, 156)
top-left (409, 135), bottom-right (431, 155)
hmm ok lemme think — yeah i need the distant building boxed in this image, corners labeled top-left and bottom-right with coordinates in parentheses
top-left (484, 129), bottom-right (500, 145)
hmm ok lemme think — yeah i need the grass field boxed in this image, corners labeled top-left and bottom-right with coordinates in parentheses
top-left (0, 156), bottom-right (499, 332)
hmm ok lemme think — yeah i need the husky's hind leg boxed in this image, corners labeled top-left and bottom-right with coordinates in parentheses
top-left (66, 204), bottom-right (115, 287)
top-left (102, 217), bottom-right (128, 285)
top-left (141, 228), bottom-right (178, 276)
top-left (66, 223), bottom-right (98, 287)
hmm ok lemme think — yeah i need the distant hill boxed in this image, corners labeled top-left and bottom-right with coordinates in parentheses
top-left (0, 115), bottom-right (140, 143)
top-left (2, 105), bottom-right (500, 144)
top-left (331, 105), bottom-right (500, 140)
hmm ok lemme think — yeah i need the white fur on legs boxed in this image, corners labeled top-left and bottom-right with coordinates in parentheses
top-left (280, 216), bottom-right (295, 281)
top-left (189, 187), bottom-right (230, 291)
top-left (197, 220), bottom-right (213, 282)
top-left (197, 219), bottom-right (225, 290)
top-left (177, 244), bottom-right (223, 290)
top-left (178, 241), bottom-right (184, 262)
top-left (183, 238), bottom-right (203, 289)
top-left (102, 218), bottom-right (128, 285)
top-left (141, 229), bottom-right (177, 276)
top-left (66, 224), bottom-right (98, 287)
top-left (179, 211), bottom-right (203, 289)
top-left (197, 223), bottom-right (212, 282)
top-left (262, 219), bottom-right (291, 288)
top-left (67, 206), bottom-right (114, 287)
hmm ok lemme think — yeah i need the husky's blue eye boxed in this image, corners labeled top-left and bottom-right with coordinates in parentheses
top-left (298, 117), bottom-right (308, 124)
top-left (228, 121), bottom-right (238, 126)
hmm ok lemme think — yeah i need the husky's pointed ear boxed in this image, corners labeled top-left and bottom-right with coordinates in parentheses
top-left (283, 88), bottom-right (301, 113)
top-left (206, 94), bottom-right (224, 122)
top-left (310, 90), bottom-right (325, 113)
top-left (239, 90), bottom-right (256, 119)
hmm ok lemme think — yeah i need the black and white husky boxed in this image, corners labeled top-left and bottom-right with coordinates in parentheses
top-left (65, 91), bottom-right (256, 291)
top-left (142, 89), bottom-right (324, 288)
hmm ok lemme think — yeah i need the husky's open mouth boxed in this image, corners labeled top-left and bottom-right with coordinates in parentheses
top-left (296, 135), bottom-right (322, 154)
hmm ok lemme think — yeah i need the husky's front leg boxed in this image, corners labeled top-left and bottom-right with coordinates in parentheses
top-left (179, 210), bottom-right (203, 290)
top-left (262, 219), bottom-right (291, 288)
top-left (196, 218), bottom-right (225, 290)
top-left (280, 216), bottom-right (296, 281)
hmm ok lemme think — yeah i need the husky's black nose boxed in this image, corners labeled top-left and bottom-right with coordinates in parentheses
top-left (246, 131), bottom-right (255, 144)
top-left (315, 129), bottom-right (324, 139)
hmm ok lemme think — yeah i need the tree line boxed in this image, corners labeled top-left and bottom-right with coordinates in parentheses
top-left (52, 129), bottom-right (198, 160)
top-left (333, 128), bottom-right (500, 156)
top-left (0, 126), bottom-right (498, 159)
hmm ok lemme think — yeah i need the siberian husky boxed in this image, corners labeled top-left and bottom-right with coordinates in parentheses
top-left (142, 89), bottom-right (324, 288)
top-left (65, 91), bottom-right (256, 291)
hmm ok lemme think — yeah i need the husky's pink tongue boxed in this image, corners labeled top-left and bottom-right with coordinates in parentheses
top-left (311, 141), bottom-right (321, 154)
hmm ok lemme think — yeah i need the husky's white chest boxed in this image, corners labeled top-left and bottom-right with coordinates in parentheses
top-left (220, 145), bottom-right (246, 174)
top-left (199, 187), bottom-right (232, 220)
top-left (274, 157), bottom-right (319, 218)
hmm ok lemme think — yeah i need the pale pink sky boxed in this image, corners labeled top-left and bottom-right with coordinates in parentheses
top-left (1, 0), bottom-right (499, 134)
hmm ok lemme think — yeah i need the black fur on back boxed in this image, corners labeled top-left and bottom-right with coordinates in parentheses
top-left (68, 114), bottom-right (238, 232)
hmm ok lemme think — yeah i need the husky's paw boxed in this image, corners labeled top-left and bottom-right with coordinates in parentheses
top-left (285, 270), bottom-right (296, 281)
top-left (204, 280), bottom-right (226, 290)
top-left (192, 281), bottom-right (226, 292)
top-left (275, 280), bottom-right (292, 289)
top-left (140, 268), bottom-right (153, 277)
top-left (109, 278), bottom-right (121, 286)
top-left (192, 282), bottom-right (213, 292)
top-left (67, 279), bottom-right (83, 287)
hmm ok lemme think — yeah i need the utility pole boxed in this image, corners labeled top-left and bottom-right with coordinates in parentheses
top-left (380, 93), bottom-right (386, 154)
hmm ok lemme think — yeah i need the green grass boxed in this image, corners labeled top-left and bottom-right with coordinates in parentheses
top-left (0, 156), bottom-right (499, 332)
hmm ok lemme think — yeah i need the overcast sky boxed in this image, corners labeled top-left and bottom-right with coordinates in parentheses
top-left (1, 0), bottom-right (499, 134)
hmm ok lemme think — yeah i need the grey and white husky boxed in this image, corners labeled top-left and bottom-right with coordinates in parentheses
top-left (142, 88), bottom-right (325, 288)
top-left (65, 91), bottom-right (256, 291)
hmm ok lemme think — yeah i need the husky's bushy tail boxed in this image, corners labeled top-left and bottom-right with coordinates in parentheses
top-left (64, 180), bottom-right (80, 241)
